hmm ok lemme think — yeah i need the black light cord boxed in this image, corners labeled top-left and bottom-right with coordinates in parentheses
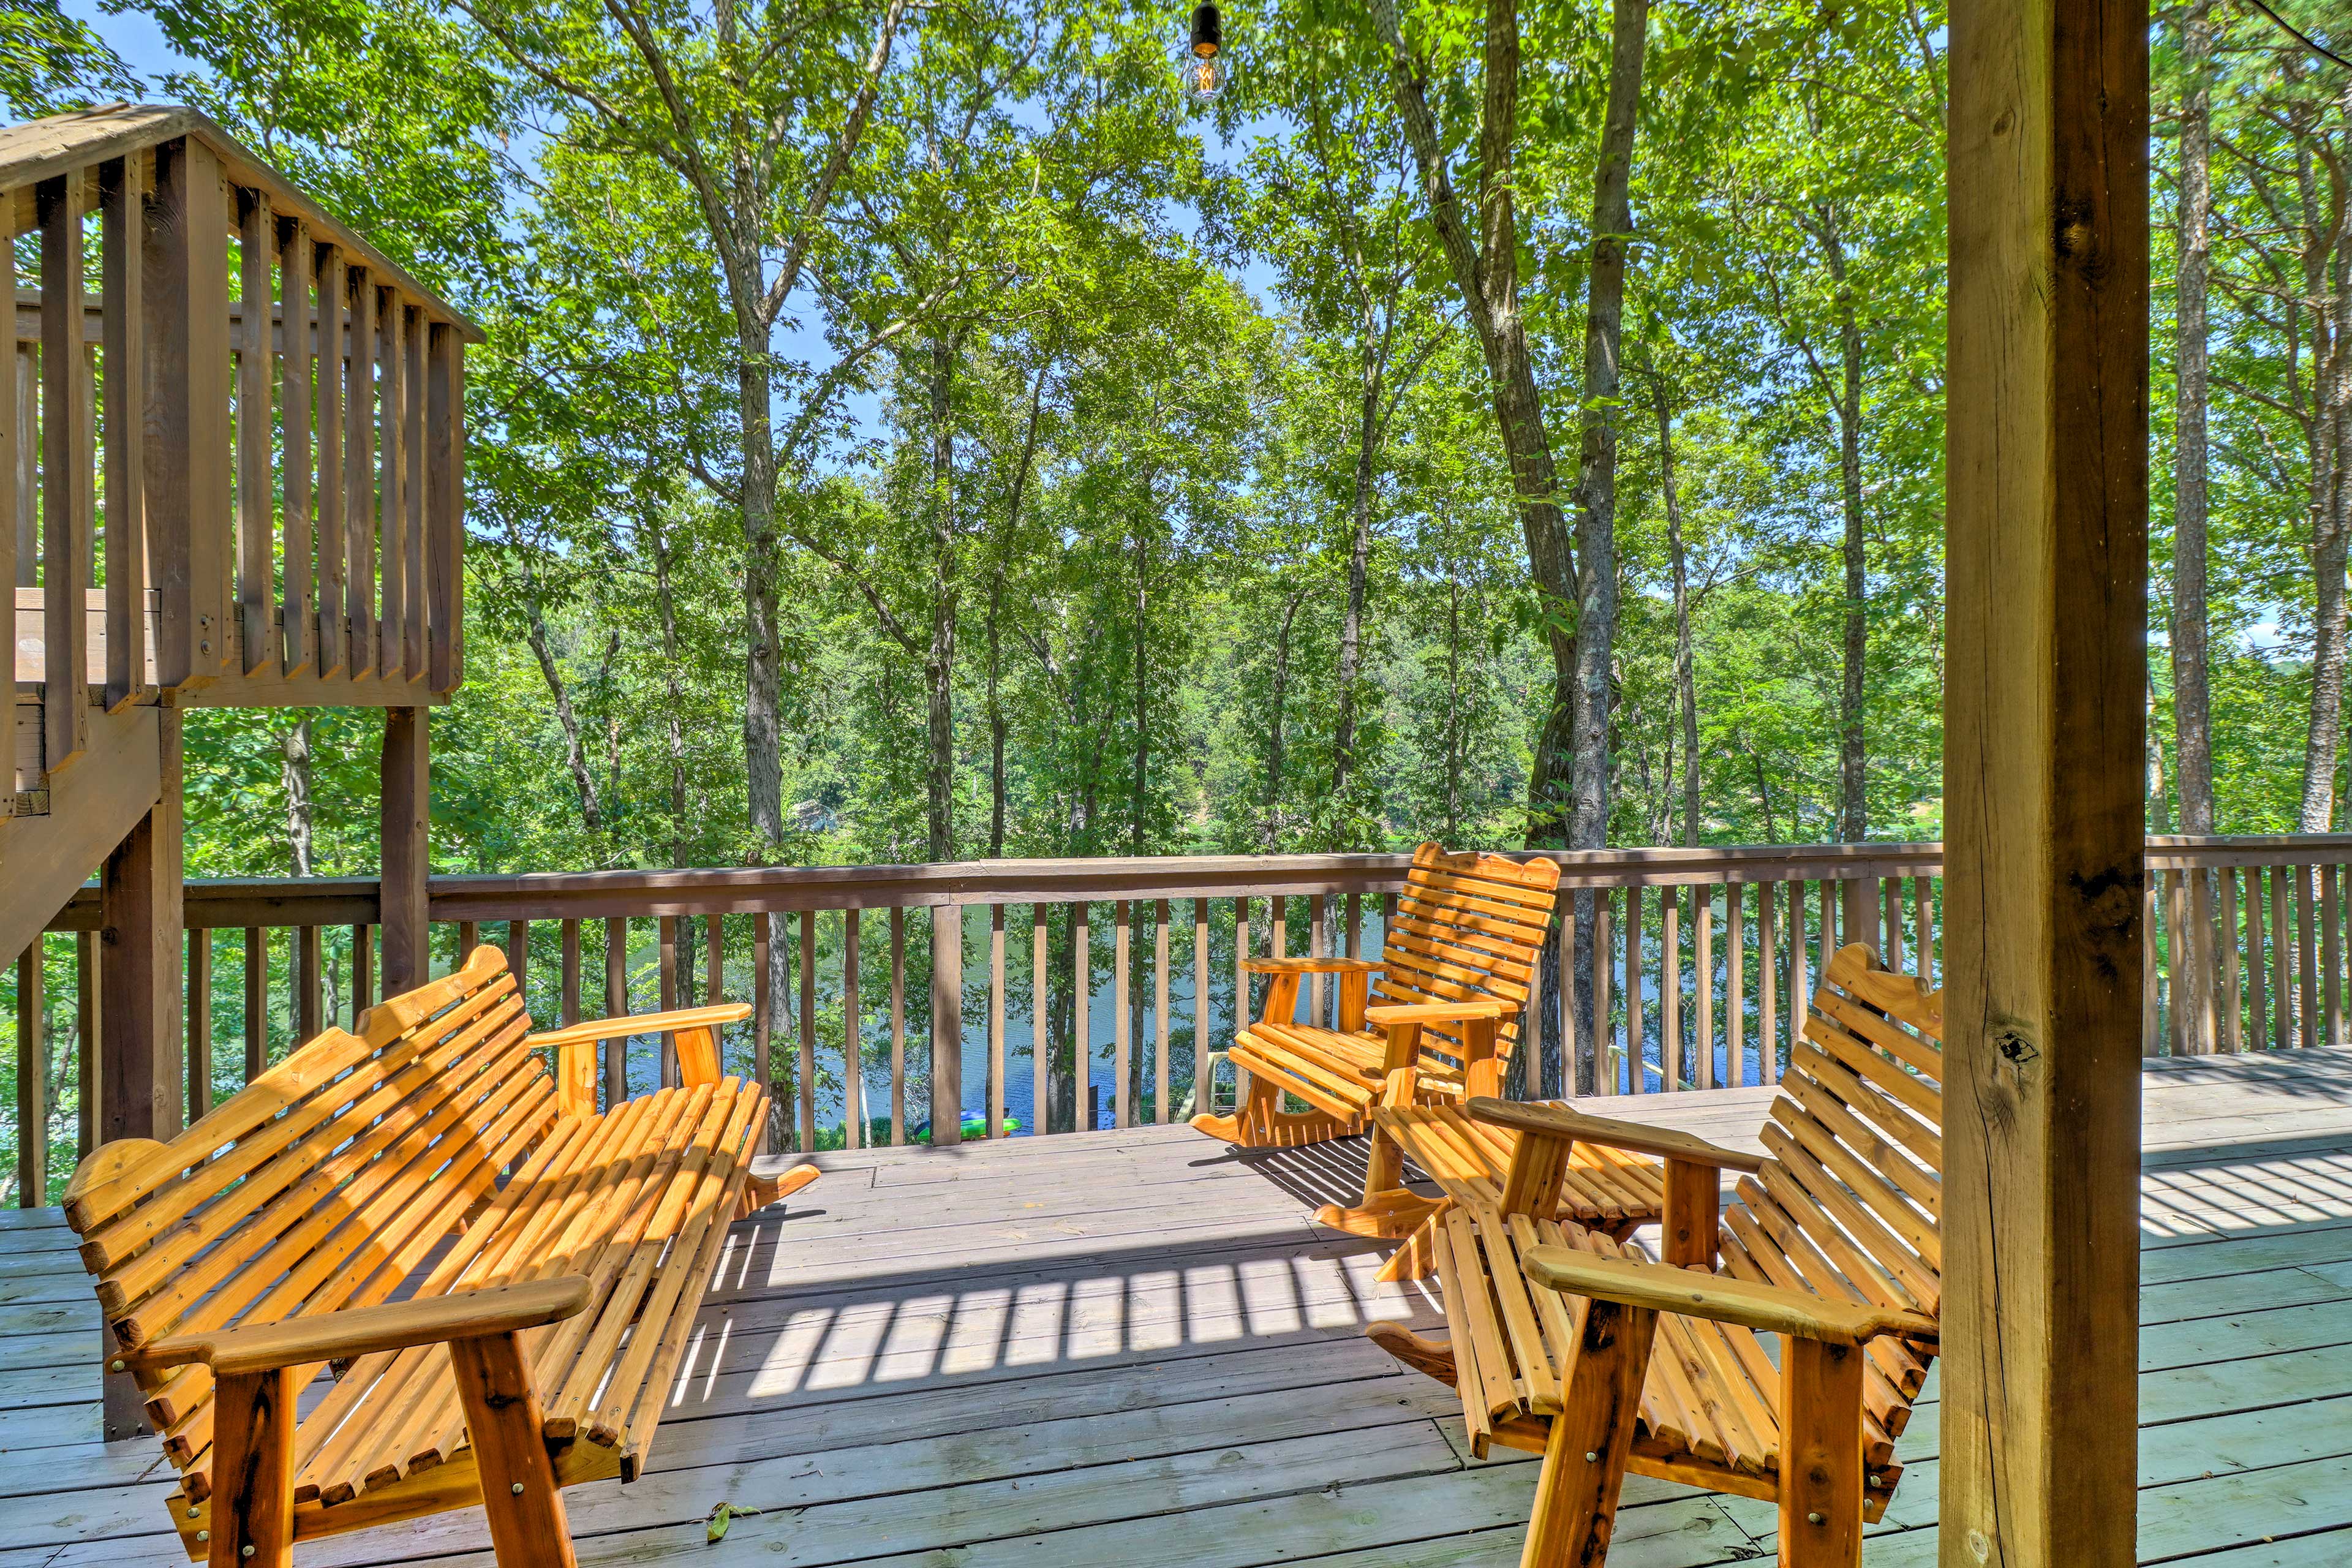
top-left (2239, 0), bottom-right (2352, 75)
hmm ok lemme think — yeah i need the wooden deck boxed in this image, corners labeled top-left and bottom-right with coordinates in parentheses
top-left (6, 1049), bottom-right (2352, 1566)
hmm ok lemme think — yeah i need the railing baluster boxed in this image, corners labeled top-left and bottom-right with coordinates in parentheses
top-left (277, 214), bottom-right (312, 676)
top-left (425, 322), bottom-right (463, 692)
top-left (352, 923), bottom-right (372, 1017)
top-left (1727, 882), bottom-right (1745, 1088)
top-left (799, 908), bottom-right (816, 1153)
top-left (187, 928), bottom-right (211, 1115)
top-left (2164, 868), bottom-right (2186, 1055)
top-left (1114, 900), bottom-right (1131, 1129)
top-left (1913, 875), bottom-right (1934, 987)
top-left (402, 305), bottom-right (427, 677)
top-left (1695, 887), bottom-right (1714, 1091)
top-left (889, 906), bottom-right (907, 1145)
top-left (2192, 865), bottom-right (2218, 1054)
top-left (2141, 878), bottom-right (2159, 1055)
top-left (39, 172), bottom-right (92, 769)
top-left (2248, 870), bottom-right (2268, 1052)
top-left (1232, 897), bottom-right (1250, 1112)
top-left (845, 910), bottom-right (862, 1148)
top-left (2267, 863), bottom-right (2287, 1049)
top-left (0, 198), bottom-right (17, 736)
top-left (297, 924), bottom-right (322, 1039)
top-left (1073, 901), bottom-right (1091, 1129)
top-left (1308, 892), bottom-right (1326, 1025)
top-left (76, 932), bottom-right (98, 1159)
top-left (704, 912), bottom-right (722, 1020)
top-left (1624, 885), bottom-right (1643, 1094)
top-left (1192, 899), bottom-right (1210, 1121)
top-left (377, 288), bottom-right (406, 677)
top-left (559, 919), bottom-right (581, 1026)
top-left (1033, 905), bottom-right (1049, 1137)
top-left (344, 265), bottom-right (375, 678)
top-left (1661, 888), bottom-right (1680, 1091)
top-left (456, 919), bottom-right (478, 958)
top-left (1557, 897), bottom-right (1575, 1095)
top-left (1593, 893), bottom-right (1613, 1094)
top-left (605, 915), bottom-right (628, 1108)
top-left (2324, 865), bottom-right (2343, 1049)
top-left (508, 918), bottom-right (530, 1006)
top-left (235, 186), bottom-right (274, 673)
top-left (2297, 864), bottom-right (2320, 1049)
top-left (100, 156), bottom-right (146, 709)
top-left (18, 941), bottom-right (45, 1206)
top-left (2221, 867), bottom-right (2242, 1053)
top-left (243, 926), bottom-right (264, 1082)
top-left (1757, 880), bottom-right (1779, 1085)
top-left (657, 914), bottom-right (677, 1087)
top-left (315, 243), bottom-right (345, 674)
top-left (988, 905), bottom-right (1005, 1139)
top-left (1155, 899), bottom-right (1172, 1125)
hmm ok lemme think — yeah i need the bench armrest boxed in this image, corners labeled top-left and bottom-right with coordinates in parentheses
top-left (138, 1277), bottom-right (593, 1376)
top-left (1520, 1248), bottom-right (1935, 1346)
top-left (1466, 1096), bottom-right (1766, 1174)
top-left (526, 1003), bottom-right (750, 1049)
top-left (532, 1003), bottom-right (752, 1112)
top-left (1363, 1000), bottom-right (1510, 1025)
top-left (1240, 956), bottom-right (1382, 974)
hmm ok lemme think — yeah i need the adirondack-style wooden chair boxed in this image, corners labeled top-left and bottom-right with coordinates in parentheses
top-left (1191, 843), bottom-right (1564, 1150)
top-left (1367, 943), bottom-right (1942, 1567)
top-left (64, 944), bottom-right (813, 1568)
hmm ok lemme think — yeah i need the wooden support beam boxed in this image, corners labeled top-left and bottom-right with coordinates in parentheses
top-left (378, 708), bottom-right (429, 993)
top-left (1943, 0), bottom-right (2147, 1558)
top-left (16, 941), bottom-right (44, 1207)
top-left (100, 707), bottom-right (184, 1148)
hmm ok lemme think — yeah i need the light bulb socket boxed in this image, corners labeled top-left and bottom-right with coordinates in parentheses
top-left (1191, 4), bottom-right (1223, 55)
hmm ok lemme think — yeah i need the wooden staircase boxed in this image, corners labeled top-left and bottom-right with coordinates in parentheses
top-left (1, 104), bottom-right (473, 1292)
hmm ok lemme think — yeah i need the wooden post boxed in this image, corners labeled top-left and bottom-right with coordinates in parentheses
top-left (797, 909), bottom-right (815, 1151)
top-left (100, 709), bottom-right (183, 1152)
top-left (844, 910), bottom-right (863, 1148)
top-left (17, 942), bottom-right (43, 1207)
top-left (75, 935), bottom-right (99, 1161)
top-left (931, 904), bottom-right (962, 1147)
top-left (990, 905), bottom-right (1006, 1137)
top-left (1943, 0), bottom-right (2147, 1555)
top-left (658, 916), bottom-right (678, 1089)
top-left (145, 137), bottom-right (230, 688)
top-left (243, 928), bottom-right (265, 1082)
top-left (378, 709), bottom-right (430, 994)
top-left (752, 912), bottom-right (771, 1147)
top-left (560, 919), bottom-right (582, 1027)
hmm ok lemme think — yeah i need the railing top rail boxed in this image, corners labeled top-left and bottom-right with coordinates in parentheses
top-left (41, 835), bottom-right (2352, 932)
top-left (0, 102), bottom-right (483, 342)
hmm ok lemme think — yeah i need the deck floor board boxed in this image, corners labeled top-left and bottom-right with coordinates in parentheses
top-left (8, 1049), bottom-right (2352, 1566)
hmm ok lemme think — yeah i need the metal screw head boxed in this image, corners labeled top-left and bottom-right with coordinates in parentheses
top-left (1584, 1451), bottom-right (1599, 1463)
top-left (1807, 1512), bottom-right (1826, 1526)
top-left (187, 1506), bottom-right (200, 1519)
top-left (195, 1531), bottom-right (208, 1543)
top-left (243, 1547), bottom-right (255, 1558)
top-left (511, 1482), bottom-right (526, 1494)
top-left (110, 1359), bottom-right (125, 1372)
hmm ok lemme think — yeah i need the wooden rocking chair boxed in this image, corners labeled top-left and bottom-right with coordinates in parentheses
top-left (1190, 843), bottom-right (1562, 1150)
top-left (1368, 943), bottom-right (1942, 1567)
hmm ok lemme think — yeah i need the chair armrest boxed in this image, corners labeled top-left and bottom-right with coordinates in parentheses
top-left (1240, 956), bottom-right (1382, 974)
top-left (1520, 1249), bottom-right (1936, 1346)
top-left (137, 1278), bottom-right (594, 1376)
top-left (526, 1003), bottom-right (750, 1049)
top-left (1467, 1097), bottom-right (1766, 1174)
top-left (1364, 1000), bottom-right (1511, 1025)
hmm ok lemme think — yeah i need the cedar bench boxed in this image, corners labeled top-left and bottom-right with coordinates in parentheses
top-left (64, 944), bottom-right (808, 1568)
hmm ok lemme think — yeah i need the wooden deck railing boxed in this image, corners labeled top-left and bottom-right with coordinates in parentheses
top-left (8, 835), bottom-right (2350, 1200)
top-left (4, 104), bottom-right (473, 801)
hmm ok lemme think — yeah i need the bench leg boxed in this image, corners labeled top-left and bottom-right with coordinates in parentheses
top-left (209, 1368), bottom-right (297, 1568)
top-left (1778, 1338), bottom-right (1864, 1568)
top-left (1365, 1321), bottom-right (1458, 1386)
top-left (1314, 1118), bottom-right (1446, 1244)
top-left (451, 1330), bottom-right (578, 1568)
top-left (1520, 1298), bottom-right (1658, 1568)
top-left (1190, 1071), bottom-right (1357, 1148)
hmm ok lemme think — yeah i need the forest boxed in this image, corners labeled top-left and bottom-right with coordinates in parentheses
top-left (5, 0), bottom-right (2350, 1139)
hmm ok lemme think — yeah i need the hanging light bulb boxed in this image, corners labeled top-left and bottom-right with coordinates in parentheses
top-left (1179, 3), bottom-right (1229, 104)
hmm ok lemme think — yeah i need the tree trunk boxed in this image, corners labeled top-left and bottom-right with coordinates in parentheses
top-left (2171, 0), bottom-right (2216, 834)
top-left (1368, 0), bottom-right (1578, 854)
top-left (1264, 586), bottom-right (1308, 849)
top-left (282, 718), bottom-right (314, 877)
top-left (1446, 575), bottom-right (1464, 839)
top-left (1133, 503), bottom-right (1151, 856)
top-left (987, 577), bottom-right (1007, 857)
top-left (1817, 209), bottom-right (1869, 843)
top-left (1653, 377), bottom-right (1700, 846)
top-left (651, 522), bottom-right (690, 867)
top-left (1332, 362), bottom-right (1379, 816)
top-left (521, 584), bottom-right (605, 841)
top-left (924, 334), bottom-right (959, 862)
top-left (1564, 0), bottom-right (1648, 1094)
top-left (2302, 125), bottom-right (2352, 835)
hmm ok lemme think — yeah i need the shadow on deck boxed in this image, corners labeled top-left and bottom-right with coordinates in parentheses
top-left (7, 1050), bottom-right (2352, 1567)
